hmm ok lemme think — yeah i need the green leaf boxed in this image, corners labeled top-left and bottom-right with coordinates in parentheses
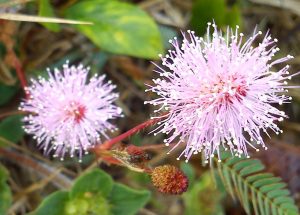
top-left (259, 183), bottom-right (286, 193)
top-left (0, 164), bottom-right (12, 215)
top-left (253, 177), bottom-right (282, 188)
top-left (191, 0), bottom-right (226, 35)
top-left (233, 159), bottom-right (261, 171)
top-left (224, 156), bottom-right (243, 166)
top-left (126, 171), bottom-right (151, 186)
top-left (225, 4), bottom-right (242, 28)
top-left (38, 0), bottom-right (60, 32)
top-left (0, 115), bottom-right (24, 143)
top-left (280, 203), bottom-right (299, 212)
top-left (246, 173), bottom-right (273, 183)
top-left (239, 163), bottom-right (264, 177)
top-left (190, 0), bottom-right (242, 35)
top-left (0, 84), bottom-right (18, 106)
top-left (180, 162), bottom-right (195, 186)
top-left (32, 191), bottom-right (69, 215)
top-left (32, 169), bottom-right (151, 215)
top-left (159, 25), bottom-right (178, 50)
top-left (220, 164), bottom-right (235, 199)
top-left (33, 169), bottom-right (113, 215)
top-left (64, 0), bottom-right (163, 59)
top-left (273, 196), bottom-right (295, 205)
top-left (71, 169), bottom-right (113, 198)
top-left (267, 189), bottom-right (290, 199)
top-left (131, 133), bottom-right (142, 146)
top-left (183, 172), bottom-right (225, 215)
top-left (109, 183), bottom-right (150, 215)
top-left (216, 153), bottom-right (298, 215)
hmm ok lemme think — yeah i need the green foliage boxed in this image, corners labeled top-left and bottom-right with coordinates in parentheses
top-left (109, 183), bottom-right (151, 215)
top-left (159, 25), bottom-right (178, 50)
top-left (224, 4), bottom-right (241, 29)
top-left (0, 115), bottom-right (24, 143)
top-left (180, 162), bottom-right (195, 186)
top-left (89, 52), bottom-right (110, 75)
top-left (127, 171), bottom-right (151, 186)
top-left (38, 0), bottom-right (60, 32)
top-left (64, 0), bottom-right (163, 59)
top-left (0, 164), bottom-right (12, 215)
top-left (130, 133), bottom-right (143, 146)
top-left (191, 0), bottom-right (242, 35)
top-left (66, 192), bottom-right (111, 215)
top-left (0, 84), bottom-right (18, 106)
top-left (33, 191), bottom-right (69, 215)
top-left (215, 152), bottom-right (299, 215)
top-left (32, 169), bottom-right (150, 215)
top-left (182, 163), bottom-right (225, 215)
top-left (70, 169), bottom-right (113, 198)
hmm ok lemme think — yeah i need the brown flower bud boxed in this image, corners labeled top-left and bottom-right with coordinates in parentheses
top-left (151, 165), bottom-right (188, 195)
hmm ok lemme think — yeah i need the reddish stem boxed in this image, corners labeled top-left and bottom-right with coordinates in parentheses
top-left (93, 116), bottom-right (165, 153)
top-left (0, 110), bottom-right (26, 120)
top-left (13, 55), bottom-right (29, 98)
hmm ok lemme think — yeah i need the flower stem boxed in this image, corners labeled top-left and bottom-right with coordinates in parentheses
top-left (93, 116), bottom-right (165, 153)
top-left (13, 54), bottom-right (28, 97)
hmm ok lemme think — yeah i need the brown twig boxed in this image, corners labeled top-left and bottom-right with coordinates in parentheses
top-left (0, 136), bottom-right (75, 177)
top-left (0, 147), bottom-right (72, 188)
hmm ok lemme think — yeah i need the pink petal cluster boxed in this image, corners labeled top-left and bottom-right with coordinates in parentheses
top-left (146, 23), bottom-right (299, 163)
top-left (20, 62), bottom-right (123, 161)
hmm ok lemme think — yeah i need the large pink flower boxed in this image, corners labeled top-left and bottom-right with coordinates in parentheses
top-left (146, 23), bottom-right (299, 163)
top-left (20, 62), bottom-right (123, 161)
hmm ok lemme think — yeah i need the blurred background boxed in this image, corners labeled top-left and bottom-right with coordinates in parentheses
top-left (0, 0), bottom-right (300, 214)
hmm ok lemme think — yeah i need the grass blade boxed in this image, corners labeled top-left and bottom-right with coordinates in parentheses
top-left (0, 13), bottom-right (93, 25)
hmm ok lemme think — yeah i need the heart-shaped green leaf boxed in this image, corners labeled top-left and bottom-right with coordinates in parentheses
top-left (32, 191), bottom-right (69, 215)
top-left (71, 169), bottom-right (113, 198)
top-left (110, 183), bottom-right (150, 215)
top-left (64, 0), bottom-right (163, 59)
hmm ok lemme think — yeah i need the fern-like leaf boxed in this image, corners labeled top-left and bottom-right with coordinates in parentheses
top-left (214, 152), bottom-right (299, 215)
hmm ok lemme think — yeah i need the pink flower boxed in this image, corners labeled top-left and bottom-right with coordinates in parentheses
top-left (146, 23), bottom-right (299, 163)
top-left (20, 62), bottom-right (123, 161)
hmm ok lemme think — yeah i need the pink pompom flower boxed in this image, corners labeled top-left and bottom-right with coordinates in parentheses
top-left (20, 62), bottom-right (123, 161)
top-left (146, 23), bottom-right (299, 163)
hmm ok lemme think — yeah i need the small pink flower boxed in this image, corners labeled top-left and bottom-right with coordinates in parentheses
top-left (20, 62), bottom-right (123, 161)
top-left (146, 23), bottom-right (299, 163)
